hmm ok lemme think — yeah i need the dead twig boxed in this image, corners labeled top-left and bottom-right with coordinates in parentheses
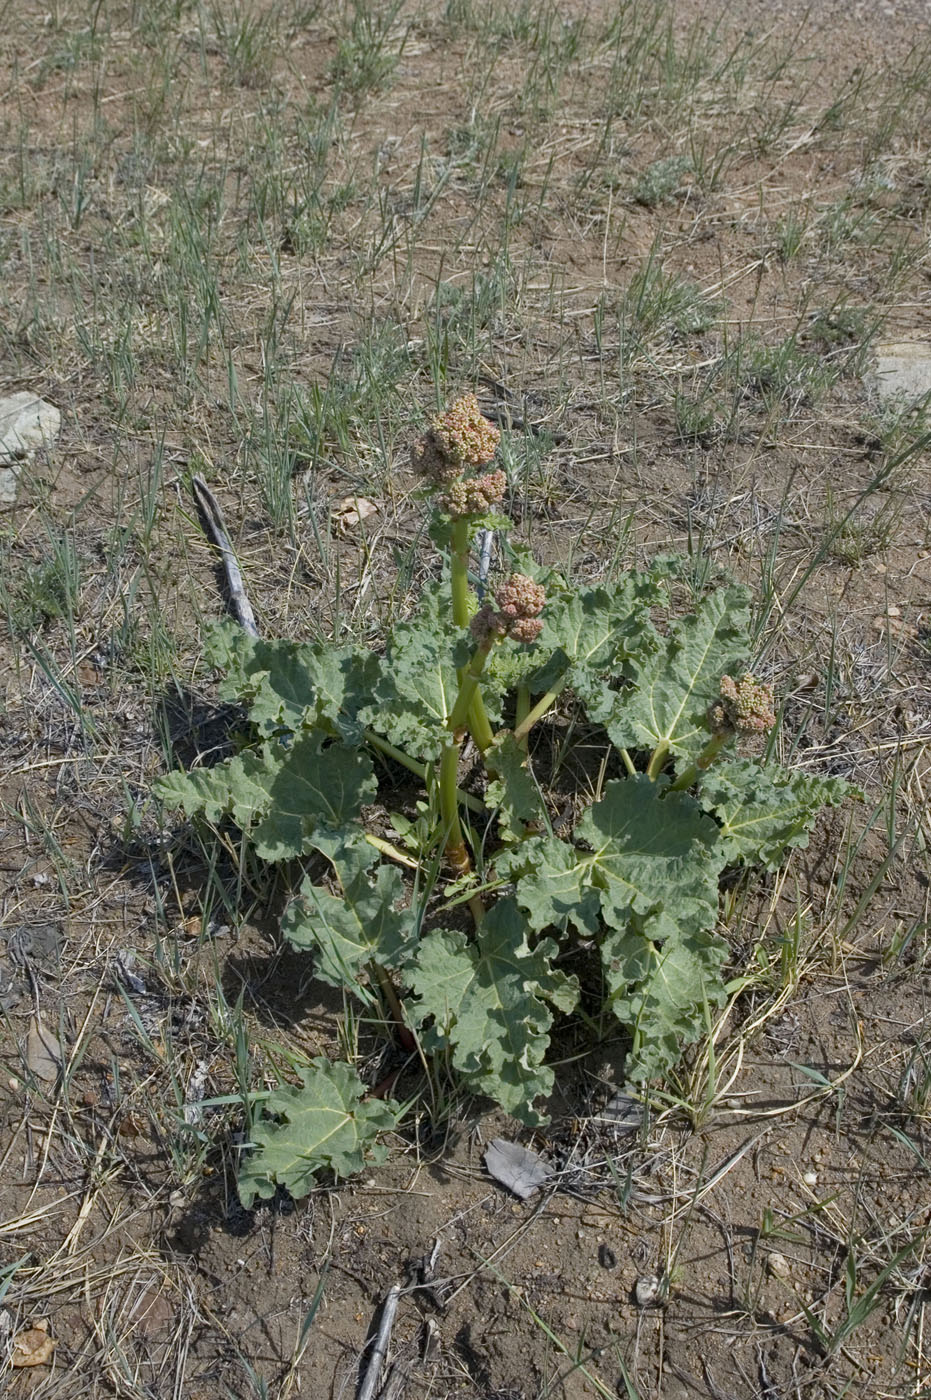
top-left (191, 474), bottom-right (259, 637)
top-left (357, 1282), bottom-right (401, 1400)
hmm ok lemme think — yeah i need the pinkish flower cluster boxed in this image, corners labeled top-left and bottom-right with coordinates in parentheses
top-left (470, 573), bottom-right (546, 646)
top-left (411, 394), bottom-right (501, 487)
top-left (440, 470), bottom-right (507, 518)
top-left (710, 673), bottom-right (776, 736)
top-left (431, 394), bottom-right (500, 468)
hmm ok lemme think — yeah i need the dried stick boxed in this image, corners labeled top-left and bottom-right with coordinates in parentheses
top-left (191, 474), bottom-right (259, 637)
top-left (357, 1282), bottom-right (401, 1400)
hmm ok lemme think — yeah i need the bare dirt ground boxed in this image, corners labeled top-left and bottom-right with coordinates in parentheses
top-left (1, 1), bottom-right (930, 1397)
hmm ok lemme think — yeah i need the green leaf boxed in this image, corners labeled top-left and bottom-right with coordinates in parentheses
top-left (282, 863), bottom-right (416, 985)
top-left (589, 585), bottom-right (751, 759)
top-left (566, 777), bottom-right (728, 1081)
top-left (156, 734), bottom-right (376, 861)
top-left (238, 1058), bottom-right (399, 1206)
top-left (503, 778), bottom-right (725, 1083)
top-left (359, 607), bottom-right (471, 760)
top-left (156, 746), bottom-right (281, 827)
top-left (250, 736), bottom-right (376, 860)
top-left (577, 776), bottom-right (722, 935)
top-left (484, 733), bottom-right (547, 838)
top-left (601, 917), bottom-right (728, 1081)
top-left (207, 621), bottom-right (378, 741)
top-left (498, 835), bottom-right (602, 935)
top-left (698, 758), bottom-right (854, 870)
top-left (308, 824), bottom-right (380, 885)
top-left (503, 777), bottom-right (721, 941)
top-left (410, 898), bottom-right (578, 1124)
top-left (530, 571), bottom-right (664, 695)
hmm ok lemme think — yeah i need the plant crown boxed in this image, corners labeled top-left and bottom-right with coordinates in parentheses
top-left (157, 394), bottom-right (853, 1205)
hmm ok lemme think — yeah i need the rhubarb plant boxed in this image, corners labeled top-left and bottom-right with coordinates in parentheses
top-left (157, 394), bottom-right (852, 1204)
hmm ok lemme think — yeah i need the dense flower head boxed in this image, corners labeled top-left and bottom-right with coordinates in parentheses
top-left (507, 616), bottom-right (544, 643)
top-left (410, 433), bottom-right (460, 484)
top-left (495, 573), bottom-right (546, 622)
top-left (440, 470), bottom-right (507, 518)
top-left (431, 394), bottom-right (500, 468)
top-left (470, 573), bottom-right (546, 646)
top-left (469, 603), bottom-right (508, 646)
top-left (710, 672), bottom-right (776, 735)
top-left (410, 394), bottom-right (500, 487)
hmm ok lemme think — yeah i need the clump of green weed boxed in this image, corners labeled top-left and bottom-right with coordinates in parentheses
top-left (0, 531), bottom-right (82, 634)
top-left (631, 154), bottom-right (691, 207)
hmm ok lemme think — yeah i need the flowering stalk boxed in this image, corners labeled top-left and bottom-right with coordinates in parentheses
top-left (364, 728), bottom-right (485, 814)
top-left (449, 518), bottom-right (473, 629)
top-left (667, 733), bottom-right (727, 793)
top-left (449, 519), bottom-right (495, 752)
top-left (438, 742), bottom-right (473, 880)
top-left (515, 682), bottom-right (531, 751)
top-left (413, 396), bottom-right (503, 755)
top-left (439, 629), bottom-right (499, 878)
top-left (439, 574), bottom-right (545, 880)
top-left (438, 637), bottom-right (496, 879)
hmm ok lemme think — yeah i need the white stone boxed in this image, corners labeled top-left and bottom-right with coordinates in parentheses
top-left (866, 341), bottom-right (931, 406)
top-left (0, 392), bottom-right (61, 503)
top-left (634, 1273), bottom-right (664, 1307)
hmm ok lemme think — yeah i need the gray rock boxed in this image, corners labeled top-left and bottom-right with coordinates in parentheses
top-left (0, 392), bottom-right (62, 503)
top-left (483, 1138), bottom-right (552, 1199)
top-left (866, 341), bottom-right (931, 406)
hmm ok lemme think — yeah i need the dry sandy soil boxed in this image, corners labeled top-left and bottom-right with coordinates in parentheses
top-left (1, 1), bottom-right (930, 1397)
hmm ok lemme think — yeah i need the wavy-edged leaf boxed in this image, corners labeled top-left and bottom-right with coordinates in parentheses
top-left (359, 607), bottom-right (471, 761)
top-left (156, 746), bottom-right (280, 828)
top-left (698, 758), bottom-right (854, 870)
top-left (411, 898), bottom-right (578, 1124)
top-left (238, 1058), bottom-right (399, 1205)
top-left (250, 737), bottom-right (376, 860)
top-left (157, 734), bottom-right (376, 861)
top-left (484, 733), bottom-right (546, 839)
top-left (589, 585), bottom-right (751, 759)
top-left (530, 572), bottom-right (665, 695)
top-left (601, 917), bottom-right (728, 1081)
top-left (282, 863), bottom-right (416, 984)
top-left (207, 621), bottom-right (377, 741)
top-left (308, 824), bottom-right (379, 885)
top-left (498, 835), bottom-right (601, 936)
top-left (578, 776), bottom-right (722, 935)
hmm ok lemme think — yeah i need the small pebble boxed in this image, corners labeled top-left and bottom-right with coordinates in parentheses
top-left (803, 1171), bottom-right (818, 1187)
top-left (635, 1274), bottom-right (664, 1307)
top-left (767, 1252), bottom-right (791, 1281)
